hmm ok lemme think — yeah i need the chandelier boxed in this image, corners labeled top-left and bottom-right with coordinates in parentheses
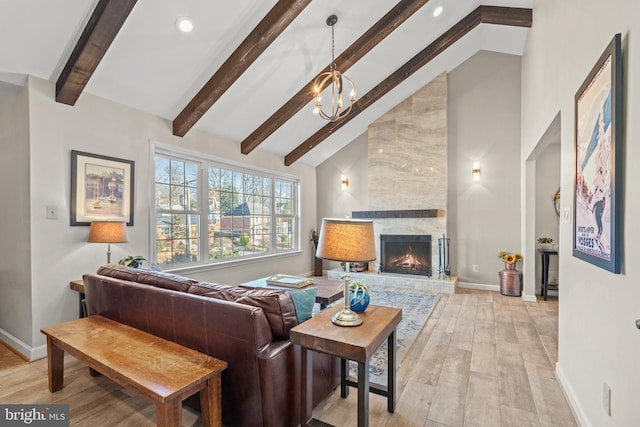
top-left (312, 15), bottom-right (356, 122)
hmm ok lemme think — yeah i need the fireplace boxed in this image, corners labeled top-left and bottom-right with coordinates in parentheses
top-left (380, 234), bottom-right (431, 276)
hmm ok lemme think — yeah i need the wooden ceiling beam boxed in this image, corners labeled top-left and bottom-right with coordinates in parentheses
top-left (240, 0), bottom-right (432, 155)
top-left (56, 0), bottom-right (137, 106)
top-left (172, 0), bottom-right (311, 137)
top-left (284, 6), bottom-right (532, 166)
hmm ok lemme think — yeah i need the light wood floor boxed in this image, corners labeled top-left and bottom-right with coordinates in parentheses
top-left (0, 289), bottom-right (576, 426)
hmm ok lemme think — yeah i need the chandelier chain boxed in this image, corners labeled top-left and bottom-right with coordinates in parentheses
top-left (330, 23), bottom-right (336, 71)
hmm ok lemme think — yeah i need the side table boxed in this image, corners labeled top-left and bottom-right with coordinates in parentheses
top-left (539, 250), bottom-right (558, 300)
top-left (240, 276), bottom-right (343, 309)
top-left (290, 304), bottom-right (402, 427)
top-left (69, 279), bottom-right (85, 318)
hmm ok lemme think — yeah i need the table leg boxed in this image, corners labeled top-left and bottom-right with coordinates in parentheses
top-left (156, 400), bottom-right (181, 427)
top-left (78, 292), bottom-right (85, 318)
top-left (387, 329), bottom-right (397, 413)
top-left (357, 360), bottom-right (369, 427)
top-left (340, 358), bottom-right (349, 398)
top-left (47, 337), bottom-right (64, 392)
top-left (200, 374), bottom-right (222, 427)
top-left (300, 347), bottom-right (313, 427)
top-left (542, 253), bottom-right (549, 301)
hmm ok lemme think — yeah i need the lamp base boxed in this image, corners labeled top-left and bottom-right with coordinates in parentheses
top-left (332, 308), bottom-right (363, 327)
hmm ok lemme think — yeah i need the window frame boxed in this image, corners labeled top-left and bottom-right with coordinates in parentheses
top-left (151, 142), bottom-right (301, 271)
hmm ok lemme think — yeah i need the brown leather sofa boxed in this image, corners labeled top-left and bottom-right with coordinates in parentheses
top-left (83, 265), bottom-right (339, 427)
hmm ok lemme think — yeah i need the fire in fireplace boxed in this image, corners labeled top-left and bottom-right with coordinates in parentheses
top-left (379, 234), bottom-right (431, 276)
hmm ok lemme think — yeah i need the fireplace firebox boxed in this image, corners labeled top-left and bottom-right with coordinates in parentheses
top-left (379, 234), bottom-right (431, 276)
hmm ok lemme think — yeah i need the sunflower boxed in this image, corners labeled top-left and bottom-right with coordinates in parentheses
top-left (498, 251), bottom-right (523, 264)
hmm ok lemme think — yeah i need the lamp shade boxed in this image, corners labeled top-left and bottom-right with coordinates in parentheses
top-left (87, 221), bottom-right (128, 243)
top-left (316, 218), bottom-right (376, 262)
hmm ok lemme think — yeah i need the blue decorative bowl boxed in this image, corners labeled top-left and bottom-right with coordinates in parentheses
top-left (349, 290), bottom-right (370, 313)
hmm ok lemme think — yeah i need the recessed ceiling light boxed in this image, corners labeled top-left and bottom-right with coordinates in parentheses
top-left (175, 17), bottom-right (194, 33)
top-left (433, 6), bottom-right (443, 17)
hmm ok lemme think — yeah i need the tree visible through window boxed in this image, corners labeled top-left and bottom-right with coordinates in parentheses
top-left (153, 149), bottom-right (298, 267)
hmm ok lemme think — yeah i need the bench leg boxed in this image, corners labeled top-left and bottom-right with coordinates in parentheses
top-left (47, 337), bottom-right (64, 392)
top-left (157, 399), bottom-right (181, 427)
top-left (200, 374), bottom-right (222, 427)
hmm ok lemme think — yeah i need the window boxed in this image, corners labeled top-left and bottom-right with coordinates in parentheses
top-left (153, 147), bottom-right (299, 268)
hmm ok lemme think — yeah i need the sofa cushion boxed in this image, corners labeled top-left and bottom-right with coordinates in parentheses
top-left (96, 264), bottom-right (140, 282)
top-left (188, 282), bottom-right (298, 339)
top-left (135, 270), bottom-right (198, 292)
top-left (286, 287), bottom-right (318, 323)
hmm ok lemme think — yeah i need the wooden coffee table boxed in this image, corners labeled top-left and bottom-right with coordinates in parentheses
top-left (290, 304), bottom-right (402, 427)
top-left (240, 276), bottom-right (343, 309)
top-left (41, 316), bottom-right (228, 427)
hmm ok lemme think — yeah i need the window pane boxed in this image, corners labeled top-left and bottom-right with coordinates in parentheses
top-left (170, 161), bottom-right (185, 185)
top-left (275, 217), bottom-right (293, 251)
top-left (156, 157), bottom-right (170, 183)
top-left (156, 183), bottom-right (170, 209)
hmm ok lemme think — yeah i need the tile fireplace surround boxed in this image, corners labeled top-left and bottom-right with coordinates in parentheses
top-left (327, 269), bottom-right (457, 295)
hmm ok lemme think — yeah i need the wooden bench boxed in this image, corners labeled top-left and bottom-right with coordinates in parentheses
top-left (41, 315), bottom-right (227, 427)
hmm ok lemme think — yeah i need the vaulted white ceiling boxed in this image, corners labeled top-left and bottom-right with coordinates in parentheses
top-left (0, 0), bottom-right (532, 166)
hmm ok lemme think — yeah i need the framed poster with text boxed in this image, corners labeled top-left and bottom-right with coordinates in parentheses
top-left (573, 33), bottom-right (622, 273)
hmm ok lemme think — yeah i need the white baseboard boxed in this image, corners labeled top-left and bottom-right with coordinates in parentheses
top-left (0, 327), bottom-right (47, 361)
top-left (555, 363), bottom-right (589, 427)
top-left (458, 281), bottom-right (499, 292)
top-left (521, 293), bottom-right (538, 302)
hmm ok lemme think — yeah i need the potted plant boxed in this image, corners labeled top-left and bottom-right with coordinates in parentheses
top-left (537, 237), bottom-right (554, 250)
top-left (119, 255), bottom-right (146, 268)
top-left (347, 279), bottom-right (373, 313)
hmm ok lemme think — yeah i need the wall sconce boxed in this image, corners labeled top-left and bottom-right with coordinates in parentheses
top-left (472, 162), bottom-right (481, 181)
top-left (341, 175), bottom-right (349, 190)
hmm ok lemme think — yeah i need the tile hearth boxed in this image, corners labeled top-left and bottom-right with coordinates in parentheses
top-left (327, 268), bottom-right (457, 295)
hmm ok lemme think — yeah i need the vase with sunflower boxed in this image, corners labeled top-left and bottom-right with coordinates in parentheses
top-left (497, 251), bottom-right (523, 296)
top-left (498, 251), bottom-right (522, 270)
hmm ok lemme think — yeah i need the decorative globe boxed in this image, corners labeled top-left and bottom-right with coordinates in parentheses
top-left (349, 290), bottom-right (370, 313)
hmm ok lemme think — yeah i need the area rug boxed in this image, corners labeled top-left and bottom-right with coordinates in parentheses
top-left (315, 289), bottom-right (439, 385)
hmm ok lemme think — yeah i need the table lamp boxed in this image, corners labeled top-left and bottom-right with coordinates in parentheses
top-left (316, 218), bottom-right (376, 326)
top-left (87, 221), bottom-right (128, 264)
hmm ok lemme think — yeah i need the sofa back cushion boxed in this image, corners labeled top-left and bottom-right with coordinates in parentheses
top-left (188, 282), bottom-right (298, 339)
top-left (97, 264), bottom-right (140, 282)
top-left (96, 264), bottom-right (197, 292)
top-left (135, 269), bottom-right (198, 292)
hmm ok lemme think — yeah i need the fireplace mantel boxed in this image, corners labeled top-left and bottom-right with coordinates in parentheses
top-left (352, 209), bottom-right (445, 219)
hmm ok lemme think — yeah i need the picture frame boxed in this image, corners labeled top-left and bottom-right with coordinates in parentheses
top-left (573, 33), bottom-right (622, 273)
top-left (70, 150), bottom-right (135, 226)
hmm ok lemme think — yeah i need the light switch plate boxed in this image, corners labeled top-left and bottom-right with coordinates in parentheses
top-left (46, 205), bottom-right (58, 220)
top-left (561, 208), bottom-right (571, 224)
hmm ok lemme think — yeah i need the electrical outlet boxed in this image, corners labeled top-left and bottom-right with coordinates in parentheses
top-left (472, 265), bottom-right (479, 272)
top-left (603, 382), bottom-right (611, 416)
top-left (46, 205), bottom-right (58, 220)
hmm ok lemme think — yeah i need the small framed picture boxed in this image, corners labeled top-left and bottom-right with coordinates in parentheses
top-left (70, 150), bottom-right (135, 226)
top-left (573, 33), bottom-right (622, 273)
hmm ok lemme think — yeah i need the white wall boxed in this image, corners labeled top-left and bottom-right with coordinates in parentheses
top-left (3, 76), bottom-right (317, 360)
top-left (521, 1), bottom-right (640, 425)
top-left (316, 131), bottom-right (368, 270)
top-left (0, 85), bottom-right (32, 353)
top-left (448, 50), bottom-right (522, 286)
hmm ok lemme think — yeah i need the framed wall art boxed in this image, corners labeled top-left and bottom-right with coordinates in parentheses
top-left (70, 150), bottom-right (135, 226)
top-left (573, 33), bottom-right (622, 273)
